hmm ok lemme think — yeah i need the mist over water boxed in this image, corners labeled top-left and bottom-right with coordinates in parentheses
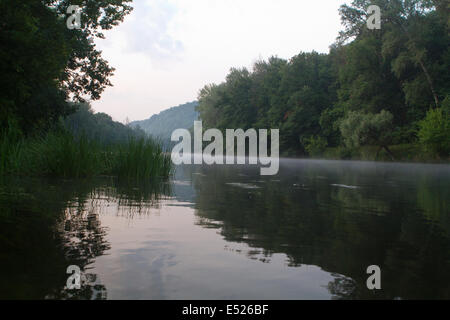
top-left (1, 159), bottom-right (449, 299)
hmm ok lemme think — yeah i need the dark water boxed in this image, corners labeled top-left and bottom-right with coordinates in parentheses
top-left (1, 159), bottom-right (449, 300)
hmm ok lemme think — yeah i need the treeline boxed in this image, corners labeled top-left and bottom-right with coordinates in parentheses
top-left (0, 0), bottom-right (133, 135)
top-left (197, 0), bottom-right (449, 160)
top-left (0, 103), bottom-right (171, 179)
top-left (0, 0), bottom-right (172, 179)
top-left (64, 103), bottom-right (146, 145)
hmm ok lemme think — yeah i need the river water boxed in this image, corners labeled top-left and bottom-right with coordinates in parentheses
top-left (1, 159), bottom-right (449, 299)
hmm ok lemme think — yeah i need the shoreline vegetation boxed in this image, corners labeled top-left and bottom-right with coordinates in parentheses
top-left (296, 144), bottom-right (449, 164)
top-left (0, 0), bottom-right (173, 181)
top-left (1, 1), bottom-right (448, 180)
top-left (195, 2), bottom-right (449, 162)
top-left (0, 131), bottom-right (172, 180)
top-left (0, 108), bottom-right (172, 180)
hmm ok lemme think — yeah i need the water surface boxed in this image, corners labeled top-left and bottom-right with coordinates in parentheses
top-left (1, 159), bottom-right (449, 299)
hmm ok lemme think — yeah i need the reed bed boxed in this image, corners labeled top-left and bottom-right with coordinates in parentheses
top-left (0, 130), bottom-right (172, 180)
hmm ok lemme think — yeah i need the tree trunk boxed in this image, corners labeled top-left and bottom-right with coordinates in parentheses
top-left (398, 23), bottom-right (439, 108)
top-left (383, 145), bottom-right (395, 161)
top-left (417, 58), bottom-right (440, 108)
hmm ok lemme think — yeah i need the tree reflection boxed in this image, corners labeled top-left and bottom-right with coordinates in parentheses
top-left (188, 162), bottom-right (450, 299)
top-left (0, 176), bottom-right (169, 300)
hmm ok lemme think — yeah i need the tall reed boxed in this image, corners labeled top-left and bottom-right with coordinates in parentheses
top-left (0, 130), bottom-right (172, 180)
top-left (28, 131), bottom-right (104, 178)
top-left (110, 137), bottom-right (172, 180)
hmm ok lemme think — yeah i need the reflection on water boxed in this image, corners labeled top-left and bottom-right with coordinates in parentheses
top-left (0, 160), bottom-right (449, 299)
top-left (0, 177), bottom-right (170, 300)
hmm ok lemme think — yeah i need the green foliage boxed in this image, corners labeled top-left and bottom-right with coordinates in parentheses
top-left (0, 98), bottom-right (172, 179)
top-left (442, 95), bottom-right (450, 114)
top-left (0, 118), bottom-right (25, 174)
top-left (319, 107), bottom-right (345, 146)
top-left (2, 0), bottom-right (448, 164)
top-left (64, 103), bottom-right (146, 145)
top-left (0, 131), bottom-right (172, 180)
top-left (0, 0), bottom-right (133, 133)
top-left (340, 110), bottom-right (394, 149)
top-left (197, 52), bottom-right (335, 156)
top-left (196, 2), bottom-right (448, 159)
top-left (111, 137), bottom-right (172, 180)
top-left (27, 131), bottom-right (104, 178)
top-left (338, 0), bottom-right (449, 124)
top-left (302, 136), bottom-right (328, 157)
top-left (1, 128), bottom-right (103, 178)
top-left (418, 107), bottom-right (450, 157)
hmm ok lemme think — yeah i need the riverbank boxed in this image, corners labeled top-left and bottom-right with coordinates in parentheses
top-left (319, 144), bottom-right (449, 163)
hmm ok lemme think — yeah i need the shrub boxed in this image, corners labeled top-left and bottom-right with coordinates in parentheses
top-left (418, 108), bottom-right (450, 157)
top-left (340, 110), bottom-right (395, 159)
top-left (302, 136), bottom-right (328, 157)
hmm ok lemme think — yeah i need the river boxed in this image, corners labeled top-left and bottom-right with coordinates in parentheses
top-left (0, 159), bottom-right (449, 299)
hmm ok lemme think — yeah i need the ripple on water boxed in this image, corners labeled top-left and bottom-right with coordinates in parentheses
top-left (330, 184), bottom-right (360, 189)
top-left (225, 183), bottom-right (262, 190)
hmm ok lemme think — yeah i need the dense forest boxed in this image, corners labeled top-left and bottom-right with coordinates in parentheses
top-left (64, 103), bottom-right (146, 145)
top-left (197, 0), bottom-right (449, 160)
top-left (0, 0), bottom-right (171, 179)
top-left (1, 0), bottom-right (448, 168)
top-left (0, 0), bottom-right (133, 134)
top-left (130, 101), bottom-right (199, 148)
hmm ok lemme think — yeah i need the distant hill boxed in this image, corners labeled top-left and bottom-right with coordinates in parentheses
top-left (130, 101), bottom-right (199, 148)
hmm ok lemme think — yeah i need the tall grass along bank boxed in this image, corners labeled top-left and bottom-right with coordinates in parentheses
top-left (0, 129), bottom-right (172, 180)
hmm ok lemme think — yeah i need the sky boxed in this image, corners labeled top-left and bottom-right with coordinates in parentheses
top-left (92, 0), bottom-right (350, 123)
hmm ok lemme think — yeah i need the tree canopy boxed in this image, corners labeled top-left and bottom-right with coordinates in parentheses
top-left (0, 0), bottom-right (133, 133)
top-left (197, 0), bottom-right (449, 158)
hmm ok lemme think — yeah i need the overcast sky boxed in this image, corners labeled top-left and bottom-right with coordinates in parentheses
top-left (92, 0), bottom-right (350, 122)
